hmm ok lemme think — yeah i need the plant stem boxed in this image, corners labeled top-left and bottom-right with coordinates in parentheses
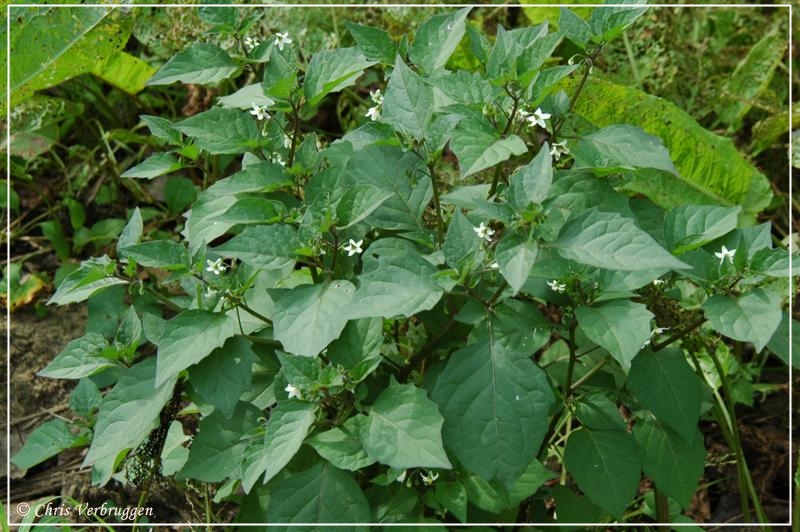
top-left (488, 165), bottom-right (503, 199)
top-left (553, 43), bottom-right (605, 139)
top-left (623, 31), bottom-right (642, 89)
top-left (654, 488), bottom-right (670, 529)
top-left (237, 301), bottom-right (272, 324)
top-left (564, 314), bottom-right (578, 400)
top-left (428, 162), bottom-right (445, 247)
top-left (569, 355), bottom-right (609, 393)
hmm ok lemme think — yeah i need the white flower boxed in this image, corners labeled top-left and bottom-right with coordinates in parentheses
top-left (653, 326), bottom-right (670, 336)
top-left (517, 109), bottom-right (531, 122)
top-left (274, 32), bottom-right (292, 51)
top-left (369, 89), bottom-right (384, 106)
top-left (488, 261), bottom-right (500, 270)
top-left (249, 102), bottom-right (269, 121)
top-left (284, 384), bottom-right (302, 400)
top-left (271, 153), bottom-right (286, 166)
top-left (653, 279), bottom-right (666, 286)
top-left (343, 239), bottom-right (363, 256)
top-left (420, 470), bottom-right (439, 485)
top-left (473, 222), bottom-right (495, 242)
top-left (365, 106), bottom-right (380, 121)
top-left (283, 135), bottom-right (292, 149)
top-left (525, 107), bottom-right (551, 129)
top-left (550, 141), bottom-right (570, 162)
top-left (714, 245), bottom-right (736, 265)
top-left (205, 287), bottom-right (218, 298)
top-left (205, 258), bottom-right (226, 275)
top-left (243, 35), bottom-right (260, 51)
top-left (396, 470), bottom-right (407, 483)
top-left (547, 280), bottom-right (567, 293)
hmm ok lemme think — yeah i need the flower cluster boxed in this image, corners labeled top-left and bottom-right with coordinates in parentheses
top-left (365, 89), bottom-right (384, 121)
top-left (550, 141), bottom-right (569, 161)
top-left (243, 35), bottom-right (260, 52)
top-left (547, 280), bottom-right (566, 293)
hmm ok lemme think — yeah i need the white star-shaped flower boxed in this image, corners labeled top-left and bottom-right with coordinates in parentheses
top-left (369, 89), bottom-right (384, 106)
top-left (274, 32), bottom-right (292, 51)
top-left (473, 222), bottom-right (495, 242)
top-left (249, 102), bottom-right (269, 121)
top-left (396, 470), bottom-right (407, 483)
top-left (365, 106), bottom-right (380, 121)
top-left (652, 279), bottom-right (666, 286)
top-left (243, 35), bottom-right (260, 51)
top-left (547, 280), bottom-right (566, 293)
top-left (343, 239), bottom-right (363, 256)
top-left (550, 141), bottom-right (570, 162)
top-left (285, 384), bottom-right (302, 400)
top-left (714, 245), bottom-right (736, 265)
top-left (420, 470), bottom-right (439, 486)
top-left (525, 107), bottom-right (551, 129)
top-left (205, 258), bottom-right (226, 275)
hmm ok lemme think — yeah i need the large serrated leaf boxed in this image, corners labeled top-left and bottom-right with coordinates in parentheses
top-left (450, 116), bottom-right (527, 178)
top-left (382, 57), bottom-right (434, 140)
top-left (172, 107), bottom-right (260, 155)
top-left (408, 7), bottom-right (471, 74)
top-left (304, 48), bottom-right (377, 107)
top-left (576, 300), bottom-right (653, 370)
top-left (495, 232), bottom-right (539, 294)
top-left (146, 43), bottom-right (238, 86)
top-left (664, 204), bottom-right (741, 254)
top-left (213, 224), bottom-right (299, 270)
top-left (572, 124), bottom-right (678, 176)
top-left (38, 332), bottom-right (116, 379)
top-left (188, 336), bottom-right (259, 418)
top-left (702, 288), bottom-right (782, 352)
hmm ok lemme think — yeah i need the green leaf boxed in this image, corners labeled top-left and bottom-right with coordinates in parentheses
top-left (564, 427), bottom-right (641, 518)
top-left (551, 483), bottom-right (605, 524)
top-left (179, 402), bottom-right (261, 483)
top-left (442, 210), bottom-right (481, 270)
top-left (408, 8), bottom-right (471, 74)
top-left (432, 335), bottom-right (555, 489)
top-left (627, 348), bottom-right (703, 442)
top-left (69, 378), bottom-right (103, 418)
top-left (347, 239), bottom-right (443, 319)
top-left (83, 358), bottom-right (177, 467)
top-left (116, 208), bottom-right (143, 259)
top-left (563, 77), bottom-right (772, 219)
top-left (718, 28), bottom-right (786, 130)
top-left (495, 232), bottom-right (539, 294)
top-left (554, 209), bottom-right (689, 272)
top-left (12, 419), bottom-right (89, 469)
top-left (304, 48), bottom-right (377, 108)
top-left (382, 58), bottom-right (434, 140)
top-left (572, 124), bottom-right (677, 176)
top-left (172, 107), bottom-right (260, 155)
top-left (326, 318), bottom-right (383, 383)
top-left (767, 313), bottom-right (799, 368)
top-left (509, 458), bottom-right (557, 506)
top-left (634, 418), bottom-right (705, 509)
top-left (163, 177), bottom-right (198, 215)
top-left (486, 26), bottom-right (525, 82)
top-left (307, 415), bottom-right (376, 471)
top-left (213, 224), bottom-right (299, 270)
top-left (435, 481), bottom-right (468, 523)
top-left (336, 185), bottom-right (394, 230)
top-left (272, 281), bottom-right (355, 358)
top-left (119, 240), bottom-right (189, 270)
top-left (262, 461), bottom-right (371, 524)
top-left (345, 22), bottom-right (397, 64)
top-left (146, 43), bottom-right (238, 86)
top-left (450, 116), bottom-right (527, 178)
top-left (664, 205), bottom-right (741, 254)
top-left (559, 7), bottom-right (592, 48)
top-left (210, 197), bottom-right (285, 225)
top-left (160, 421), bottom-right (190, 476)
top-left (48, 256), bottom-right (127, 306)
top-left (244, 401), bottom-right (316, 491)
top-left (217, 83), bottom-right (275, 109)
top-left (40, 219), bottom-right (70, 262)
top-left (38, 332), bottom-right (116, 379)
top-left (751, 247), bottom-right (797, 278)
top-left (702, 288), bottom-right (782, 352)
top-left (91, 50), bottom-right (155, 96)
top-left (576, 300), bottom-right (653, 370)
top-left (140, 115), bottom-right (183, 145)
top-left (587, 3), bottom-right (647, 42)
top-left (508, 143), bottom-right (553, 211)
top-left (155, 310), bottom-right (237, 387)
top-left (362, 381), bottom-right (451, 470)
top-left (188, 336), bottom-right (259, 418)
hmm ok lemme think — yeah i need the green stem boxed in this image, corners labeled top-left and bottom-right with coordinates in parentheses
top-left (488, 165), bottom-right (503, 199)
top-left (654, 488), bottom-right (670, 529)
top-left (623, 30), bottom-right (642, 89)
top-left (237, 301), bottom-right (272, 325)
top-left (569, 355), bottom-right (609, 393)
top-left (143, 284), bottom-right (184, 314)
top-left (204, 483), bottom-right (213, 532)
top-left (564, 314), bottom-right (578, 400)
top-left (553, 43), bottom-right (605, 139)
top-left (428, 162), bottom-right (445, 247)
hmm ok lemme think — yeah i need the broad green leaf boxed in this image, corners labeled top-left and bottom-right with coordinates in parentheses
top-left (160, 421), bottom-right (190, 476)
top-left (12, 419), bottom-right (89, 469)
top-left (462, 474), bottom-right (511, 514)
top-left (326, 318), bottom-right (383, 383)
top-left (563, 77), bottom-right (772, 219)
top-left (336, 185), bottom-right (394, 230)
top-left (576, 300), bottom-right (653, 370)
top-left (38, 332), bottom-right (116, 379)
top-left (40, 219), bottom-right (69, 262)
top-left (210, 197), bottom-right (284, 225)
top-left (576, 394), bottom-right (627, 432)
top-left (172, 107), bottom-right (260, 155)
top-left (345, 22), bottom-right (397, 64)
top-left (116, 208), bottom-right (143, 259)
top-left (307, 415), bottom-right (376, 471)
top-left (272, 281), bottom-right (355, 357)
top-left (163, 177), bottom-right (198, 215)
top-left (48, 256), bottom-right (127, 306)
top-left (188, 336), bottom-right (259, 418)
top-left (119, 240), bottom-right (189, 270)
top-left (197, 6), bottom-right (238, 27)
top-left (572, 124), bottom-right (677, 176)
top-left (432, 335), bottom-right (555, 489)
top-left (634, 418), bottom-right (705, 509)
top-left (751, 247), bottom-right (797, 278)
top-left (408, 8), bottom-right (471, 74)
top-left (767, 313), bottom-right (799, 368)
top-left (83, 358), bottom-right (177, 467)
top-left (213, 224), bottom-right (299, 270)
top-left (492, 300), bottom-right (552, 355)
top-left (246, 401), bottom-right (316, 490)
top-left (627, 348), bottom-right (702, 442)
top-left (702, 288), bottom-right (782, 352)
top-left (587, 3), bottom-right (647, 42)
top-left (427, 70), bottom-right (496, 107)
top-left (146, 43), bottom-right (238, 86)
top-left (486, 26), bottom-right (525, 82)
top-left (435, 481), bottom-right (468, 523)
top-left (69, 378), bottom-right (103, 419)
top-left (508, 458), bottom-right (557, 506)
top-left (664, 205), bottom-right (741, 254)
top-left (564, 427), bottom-right (641, 518)
top-left (382, 58), bottom-right (434, 140)
top-left (442, 210), bottom-right (481, 270)
top-left (450, 116), bottom-right (527, 178)
top-left (347, 239), bottom-right (443, 319)
top-left (304, 48), bottom-right (377, 107)
top-left (495, 232), bottom-right (539, 294)
top-left (262, 461), bottom-right (371, 524)
top-left (508, 143), bottom-right (553, 211)
top-left (559, 7), bottom-right (592, 48)
top-left (718, 28), bottom-right (786, 130)
top-left (139, 115), bottom-right (183, 145)
top-left (362, 381), bottom-right (451, 469)
top-left (91, 50), bottom-right (154, 96)
top-left (551, 483), bottom-right (606, 524)
top-left (179, 402), bottom-right (261, 483)
top-left (155, 310), bottom-right (237, 387)
top-left (554, 209), bottom-right (689, 272)
top-left (217, 84), bottom-right (275, 109)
